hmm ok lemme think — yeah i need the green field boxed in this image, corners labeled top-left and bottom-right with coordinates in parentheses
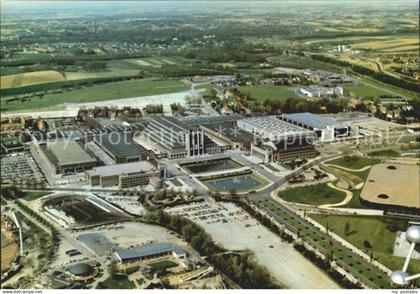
top-left (310, 214), bottom-right (420, 273)
top-left (368, 149), bottom-right (401, 157)
top-left (326, 156), bottom-right (380, 170)
top-left (128, 56), bottom-right (194, 68)
top-left (149, 260), bottom-right (178, 271)
top-left (346, 84), bottom-right (391, 98)
top-left (2, 79), bottom-right (190, 111)
top-left (239, 85), bottom-right (300, 101)
top-left (22, 191), bottom-right (50, 201)
top-left (170, 178), bottom-right (183, 187)
top-left (258, 199), bottom-right (390, 288)
top-left (97, 274), bottom-right (135, 289)
top-left (278, 183), bottom-right (346, 206)
top-left (64, 59), bottom-right (142, 80)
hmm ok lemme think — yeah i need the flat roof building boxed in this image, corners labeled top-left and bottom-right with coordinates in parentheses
top-left (34, 140), bottom-right (98, 175)
top-left (94, 133), bottom-right (148, 164)
top-left (237, 116), bottom-right (314, 142)
top-left (87, 161), bottom-right (160, 188)
top-left (280, 112), bottom-right (351, 142)
top-left (114, 243), bottom-right (186, 265)
top-left (200, 122), bottom-right (254, 151)
top-left (251, 139), bottom-right (317, 163)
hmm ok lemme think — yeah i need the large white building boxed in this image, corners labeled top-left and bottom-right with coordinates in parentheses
top-left (237, 116), bottom-right (314, 142)
top-left (279, 112), bottom-right (352, 142)
top-left (87, 161), bottom-right (160, 188)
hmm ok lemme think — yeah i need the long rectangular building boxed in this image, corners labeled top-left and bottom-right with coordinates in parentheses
top-left (94, 133), bottom-right (148, 164)
top-left (280, 112), bottom-right (351, 142)
top-left (237, 116), bottom-right (314, 141)
top-left (87, 161), bottom-right (159, 188)
top-left (114, 243), bottom-right (187, 265)
top-left (34, 140), bottom-right (98, 175)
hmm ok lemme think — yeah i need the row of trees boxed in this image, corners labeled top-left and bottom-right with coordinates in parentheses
top-left (207, 252), bottom-right (281, 289)
top-left (144, 209), bottom-right (221, 256)
top-left (143, 209), bottom-right (280, 288)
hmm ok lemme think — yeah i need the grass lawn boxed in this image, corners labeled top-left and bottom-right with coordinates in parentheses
top-left (368, 149), bottom-right (400, 157)
top-left (309, 214), bottom-right (419, 273)
top-left (22, 191), bottom-right (50, 201)
top-left (265, 164), bottom-right (279, 172)
top-left (258, 199), bottom-right (390, 288)
top-left (97, 274), bottom-right (135, 289)
top-left (329, 167), bottom-right (371, 186)
top-left (278, 183), bottom-right (346, 206)
top-left (170, 178), bottom-right (183, 187)
top-left (149, 260), bottom-right (178, 271)
top-left (239, 85), bottom-right (300, 101)
top-left (326, 156), bottom-right (380, 170)
top-left (346, 84), bottom-right (390, 98)
top-left (2, 79), bottom-right (189, 111)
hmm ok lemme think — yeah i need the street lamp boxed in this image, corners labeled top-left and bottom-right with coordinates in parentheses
top-left (390, 225), bottom-right (420, 286)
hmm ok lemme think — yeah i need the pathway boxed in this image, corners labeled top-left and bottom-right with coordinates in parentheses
top-left (325, 164), bottom-right (372, 172)
top-left (318, 182), bottom-right (353, 209)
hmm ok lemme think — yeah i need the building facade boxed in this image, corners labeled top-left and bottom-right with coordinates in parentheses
top-left (144, 117), bottom-right (204, 158)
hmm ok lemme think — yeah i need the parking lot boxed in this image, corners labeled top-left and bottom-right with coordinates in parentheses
top-left (94, 192), bottom-right (145, 216)
top-left (167, 201), bottom-right (339, 289)
top-left (1, 152), bottom-right (45, 184)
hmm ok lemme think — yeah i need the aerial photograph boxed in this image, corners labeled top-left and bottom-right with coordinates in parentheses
top-left (0, 0), bottom-right (419, 291)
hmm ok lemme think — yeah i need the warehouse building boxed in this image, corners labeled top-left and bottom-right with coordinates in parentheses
top-left (143, 117), bottom-right (204, 158)
top-left (34, 140), bottom-right (98, 175)
top-left (87, 161), bottom-right (160, 188)
top-left (237, 116), bottom-right (314, 142)
top-left (114, 243), bottom-right (187, 266)
top-left (280, 112), bottom-right (351, 142)
top-left (94, 133), bottom-right (148, 164)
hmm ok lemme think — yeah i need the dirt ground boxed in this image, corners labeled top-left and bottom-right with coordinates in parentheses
top-left (167, 202), bottom-right (340, 289)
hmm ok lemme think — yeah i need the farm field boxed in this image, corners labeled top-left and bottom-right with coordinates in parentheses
top-left (335, 55), bottom-right (378, 72)
top-left (239, 85), bottom-right (300, 101)
top-left (309, 214), bottom-right (420, 273)
top-left (2, 79), bottom-right (190, 111)
top-left (1, 70), bottom-right (65, 89)
top-left (127, 56), bottom-right (194, 68)
top-left (278, 183), bottom-right (346, 206)
top-left (352, 36), bottom-right (419, 52)
top-left (64, 59), bottom-right (142, 80)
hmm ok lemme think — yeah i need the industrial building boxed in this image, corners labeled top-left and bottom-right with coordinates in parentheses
top-left (94, 133), bottom-right (148, 164)
top-left (296, 85), bottom-right (343, 98)
top-left (143, 117), bottom-right (204, 158)
top-left (251, 139), bottom-right (317, 163)
top-left (280, 112), bottom-right (352, 142)
top-left (114, 243), bottom-right (187, 266)
top-left (87, 161), bottom-right (160, 188)
top-left (34, 140), bottom-right (98, 175)
top-left (199, 122), bottom-right (254, 151)
top-left (237, 116), bottom-right (314, 142)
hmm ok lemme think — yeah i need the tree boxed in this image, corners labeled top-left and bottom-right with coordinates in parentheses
top-left (344, 221), bottom-right (351, 236)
